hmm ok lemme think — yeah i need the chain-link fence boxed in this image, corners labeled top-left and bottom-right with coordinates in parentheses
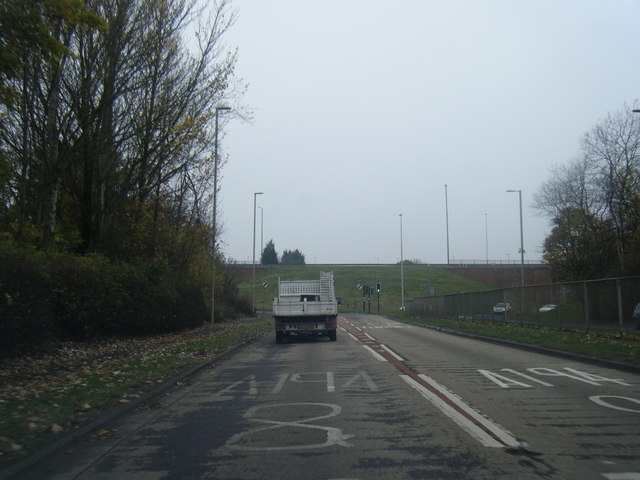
top-left (405, 276), bottom-right (640, 331)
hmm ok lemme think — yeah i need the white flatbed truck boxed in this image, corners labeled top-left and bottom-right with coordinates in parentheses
top-left (273, 271), bottom-right (338, 343)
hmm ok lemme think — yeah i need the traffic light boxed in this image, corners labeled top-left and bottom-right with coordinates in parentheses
top-left (376, 281), bottom-right (381, 293)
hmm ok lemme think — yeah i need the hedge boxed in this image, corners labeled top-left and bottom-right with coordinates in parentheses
top-left (0, 241), bottom-right (208, 357)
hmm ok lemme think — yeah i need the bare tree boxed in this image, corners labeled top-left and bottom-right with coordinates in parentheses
top-left (581, 106), bottom-right (640, 272)
top-left (535, 104), bottom-right (640, 278)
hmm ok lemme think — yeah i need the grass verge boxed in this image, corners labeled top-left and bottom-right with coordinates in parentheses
top-left (407, 317), bottom-right (640, 366)
top-left (0, 318), bottom-right (273, 468)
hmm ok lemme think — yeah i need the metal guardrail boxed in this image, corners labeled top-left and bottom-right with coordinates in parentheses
top-left (406, 276), bottom-right (640, 331)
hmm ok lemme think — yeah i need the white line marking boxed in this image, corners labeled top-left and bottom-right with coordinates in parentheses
top-left (401, 375), bottom-right (521, 448)
top-left (364, 332), bottom-right (376, 340)
top-left (401, 375), bottom-right (502, 448)
top-left (342, 371), bottom-right (379, 391)
top-left (227, 403), bottom-right (354, 451)
top-left (362, 345), bottom-right (387, 362)
top-left (590, 396), bottom-right (640, 413)
top-left (417, 374), bottom-right (521, 448)
top-left (478, 369), bottom-right (533, 388)
top-left (526, 367), bottom-right (601, 385)
top-left (327, 372), bottom-right (335, 392)
top-left (380, 344), bottom-right (404, 361)
top-left (272, 374), bottom-right (289, 394)
top-left (501, 369), bottom-right (554, 386)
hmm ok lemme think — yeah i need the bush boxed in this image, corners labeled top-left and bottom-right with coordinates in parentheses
top-left (0, 241), bottom-right (210, 357)
top-left (0, 242), bottom-right (54, 356)
top-left (49, 255), bottom-right (208, 338)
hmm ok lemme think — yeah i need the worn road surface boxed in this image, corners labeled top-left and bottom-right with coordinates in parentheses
top-left (11, 314), bottom-right (640, 479)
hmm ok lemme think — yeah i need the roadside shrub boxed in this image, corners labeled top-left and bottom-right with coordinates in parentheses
top-left (49, 255), bottom-right (207, 338)
top-left (0, 241), bottom-right (210, 357)
top-left (0, 242), bottom-right (54, 357)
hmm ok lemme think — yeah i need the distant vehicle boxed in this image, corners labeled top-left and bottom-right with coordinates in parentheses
top-left (632, 303), bottom-right (640, 330)
top-left (273, 271), bottom-right (338, 343)
top-left (492, 302), bottom-right (511, 315)
top-left (539, 304), bottom-right (558, 313)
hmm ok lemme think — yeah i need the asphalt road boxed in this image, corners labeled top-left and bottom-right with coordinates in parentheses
top-left (12, 314), bottom-right (640, 479)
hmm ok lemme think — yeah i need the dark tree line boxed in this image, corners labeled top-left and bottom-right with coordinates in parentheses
top-left (0, 0), bottom-right (251, 349)
top-left (0, 0), bottom-right (241, 264)
top-left (260, 240), bottom-right (306, 265)
top-left (535, 104), bottom-right (640, 280)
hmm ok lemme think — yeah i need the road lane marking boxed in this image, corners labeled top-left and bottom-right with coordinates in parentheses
top-left (590, 396), bottom-right (640, 413)
top-left (478, 369), bottom-right (553, 388)
top-left (340, 318), bottom-right (523, 448)
top-left (341, 371), bottom-right (379, 391)
top-left (526, 368), bottom-right (631, 386)
top-left (526, 367), bottom-right (602, 385)
top-left (563, 368), bottom-right (631, 386)
top-left (400, 375), bottom-right (517, 448)
top-left (500, 369), bottom-right (555, 386)
top-left (362, 345), bottom-right (387, 361)
top-left (272, 374), bottom-right (289, 394)
top-left (290, 372), bottom-right (336, 392)
top-left (416, 374), bottom-right (521, 448)
top-left (380, 344), bottom-right (404, 362)
top-left (344, 322), bottom-right (388, 361)
top-left (479, 368), bottom-right (630, 388)
top-left (211, 375), bottom-right (258, 400)
top-left (226, 403), bottom-right (354, 451)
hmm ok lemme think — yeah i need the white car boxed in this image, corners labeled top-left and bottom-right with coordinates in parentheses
top-left (492, 302), bottom-right (511, 314)
top-left (539, 304), bottom-right (558, 313)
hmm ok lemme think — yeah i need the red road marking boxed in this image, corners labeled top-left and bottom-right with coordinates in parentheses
top-left (339, 317), bottom-right (521, 448)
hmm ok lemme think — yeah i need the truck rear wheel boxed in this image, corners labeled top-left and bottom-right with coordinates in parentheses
top-left (329, 330), bottom-right (337, 341)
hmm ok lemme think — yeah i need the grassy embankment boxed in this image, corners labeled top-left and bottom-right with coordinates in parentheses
top-left (242, 264), bottom-right (491, 316)
top-left (243, 265), bottom-right (640, 366)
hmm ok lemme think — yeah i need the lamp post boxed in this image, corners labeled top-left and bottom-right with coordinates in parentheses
top-left (485, 212), bottom-right (489, 264)
top-left (259, 206), bottom-right (264, 265)
top-left (445, 185), bottom-right (450, 265)
top-left (211, 106), bottom-right (231, 324)
top-left (506, 189), bottom-right (525, 316)
top-left (399, 213), bottom-right (405, 311)
top-left (252, 192), bottom-right (263, 314)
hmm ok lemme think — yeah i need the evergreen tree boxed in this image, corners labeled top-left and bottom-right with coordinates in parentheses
top-left (281, 249), bottom-right (305, 265)
top-left (261, 240), bottom-right (278, 265)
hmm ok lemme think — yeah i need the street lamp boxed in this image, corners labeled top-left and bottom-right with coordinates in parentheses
top-left (445, 185), bottom-right (450, 265)
top-left (259, 206), bottom-right (264, 265)
top-left (211, 106), bottom-right (231, 324)
top-left (399, 213), bottom-right (405, 311)
top-left (506, 189), bottom-right (525, 316)
top-left (252, 192), bottom-right (263, 314)
top-left (485, 213), bottom-right (489, 264)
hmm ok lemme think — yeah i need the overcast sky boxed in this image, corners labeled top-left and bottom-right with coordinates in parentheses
top-left (215, 0), bottom-right (640, 265)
